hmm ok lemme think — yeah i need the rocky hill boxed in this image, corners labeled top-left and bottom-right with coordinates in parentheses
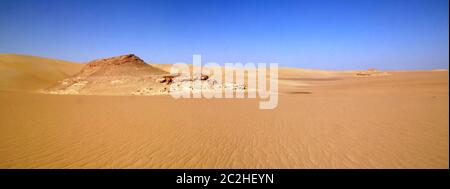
top-left (43, 54), bottom-right (170, 95)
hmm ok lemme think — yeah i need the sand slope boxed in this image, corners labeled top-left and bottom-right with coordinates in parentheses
top-left (0, 67), bottom-right (447, 168)
top-left (43, 54), bottom-right (169, 95)
top-left (0, 54), bottom-right (83, 92)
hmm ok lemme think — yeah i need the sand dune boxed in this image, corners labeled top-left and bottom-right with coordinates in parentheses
top-left (0, 54), bottom-right (83, 92)
top-left (0, 55), bottom-right (448, 168)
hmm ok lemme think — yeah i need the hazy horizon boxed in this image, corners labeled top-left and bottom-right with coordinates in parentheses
top-left (0, 0), bottom-right (448, 70)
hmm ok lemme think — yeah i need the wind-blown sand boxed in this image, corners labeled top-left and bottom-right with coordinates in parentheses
top-left (0, 54), bottom-right (448, 168)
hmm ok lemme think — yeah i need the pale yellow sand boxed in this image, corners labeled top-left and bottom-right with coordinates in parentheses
top-left (0, 55), bottom-right (448, 168)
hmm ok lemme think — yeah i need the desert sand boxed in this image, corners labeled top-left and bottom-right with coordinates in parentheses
top-left (0, 54), bottom-right (448, 168)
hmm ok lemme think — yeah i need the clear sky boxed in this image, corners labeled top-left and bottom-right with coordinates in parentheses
top-left (0, 0), bottom-right (448, 70)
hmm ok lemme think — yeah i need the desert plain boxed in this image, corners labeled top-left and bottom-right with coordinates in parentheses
top-left (0, 54), bottom-right (448, 168)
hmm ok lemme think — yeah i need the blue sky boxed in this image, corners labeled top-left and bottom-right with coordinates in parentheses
top-left (0, 0), bottom-right (448, 70)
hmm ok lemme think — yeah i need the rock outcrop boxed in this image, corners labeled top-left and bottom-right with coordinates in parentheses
top-left (355, 68), bottom-right (389, 77)
top-left (43, 54), bottom-right (169, 95)
top-left (42, 54), bottom-right (248, 96)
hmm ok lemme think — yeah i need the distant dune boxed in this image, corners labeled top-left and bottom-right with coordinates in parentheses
top-left (0, 54), bottom-right (83, 92)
